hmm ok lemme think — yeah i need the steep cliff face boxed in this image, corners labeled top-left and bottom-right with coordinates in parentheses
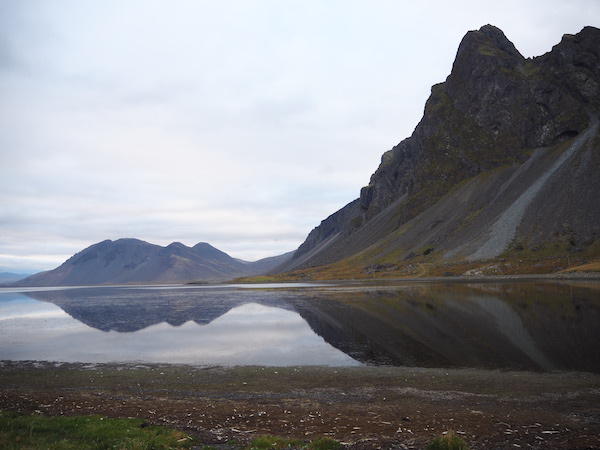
top-left (278, 25), bottom-right (600, 274)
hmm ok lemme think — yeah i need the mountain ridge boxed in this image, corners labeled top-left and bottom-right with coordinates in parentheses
top-left (273, 25), bottom-right (600, 277)
top-left (16, 239), bottom-right (292, 286)
top-left (0, 272), bottom-right (32, 284)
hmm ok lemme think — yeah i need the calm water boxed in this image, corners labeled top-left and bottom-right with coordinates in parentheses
top-left (0, 281), bottom-right (599, 372)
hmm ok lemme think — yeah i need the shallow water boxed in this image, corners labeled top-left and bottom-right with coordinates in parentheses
top-left (0, 281), bottom-right (598, 371)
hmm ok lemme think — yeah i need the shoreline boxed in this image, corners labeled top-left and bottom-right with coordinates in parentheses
top-left (1, 360), bottom-right (599, 449)
top-left (4, 271), bottom-right (600, 290)
top-left (325, 271), bottom-right (600, 284)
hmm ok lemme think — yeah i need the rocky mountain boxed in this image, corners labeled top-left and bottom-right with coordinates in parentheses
top-left (276, 25), bottom-right (600, 276)
top-left (17, 239), bottom-right (292, 286)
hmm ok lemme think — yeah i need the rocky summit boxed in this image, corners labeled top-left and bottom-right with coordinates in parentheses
top-left (275, 25), bottom-right (600, 277)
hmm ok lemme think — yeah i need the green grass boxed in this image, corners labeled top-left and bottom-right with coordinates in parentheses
top-left (245, 432), bottom-right (465, 450)
top-left (0, 411), bottom-right (192, 449)
top-left (425, 431), bottom-right (470, 450)
top-left (245, 435), bottom-right (342, 449)
top-left (245, 435), bottom-right (305, 449)
top-left (0, 411), bottom-right (344, 450)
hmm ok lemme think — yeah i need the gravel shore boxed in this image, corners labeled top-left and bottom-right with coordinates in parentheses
top-left (1, 360), bottom-right (599, 449)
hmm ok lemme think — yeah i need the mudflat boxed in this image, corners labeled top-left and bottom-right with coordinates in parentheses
top-left (1, 361), bottom-right (599, 449)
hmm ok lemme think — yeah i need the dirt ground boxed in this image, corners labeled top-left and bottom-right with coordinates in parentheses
top-left (1, 361), bottom-right (599, 449)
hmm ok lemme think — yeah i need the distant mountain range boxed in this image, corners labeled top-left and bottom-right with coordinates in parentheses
top-left (16, 239), bottom-right (292, 286)
top-left (0, 272), bottom-right (32, 284)
top-left (273, 25), bottom-right (600, 277)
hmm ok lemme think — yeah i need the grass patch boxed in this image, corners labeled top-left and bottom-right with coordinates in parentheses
top-left (246, 435), bottom-right (305, 449)
top-left (0, 411), bottom-right (192, 450)
top-left (425, 431), bottom-right (470, 450)
top-left (245, 435), bottom-right (342, 450)
top-left (0, 412), bottom-right (343, 450)
top-left (233, 275), bottom-right (279, 283)
top-left (561, 260), bottom-right (600, 273)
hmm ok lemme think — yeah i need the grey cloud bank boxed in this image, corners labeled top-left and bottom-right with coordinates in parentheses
top-left (1, 0), bottom-right (598, 272)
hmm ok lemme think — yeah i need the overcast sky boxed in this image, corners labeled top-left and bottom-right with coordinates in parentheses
top-left (1, 0), bottom-right (598, 273)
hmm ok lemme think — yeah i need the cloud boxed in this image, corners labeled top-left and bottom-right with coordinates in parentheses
top-left (1, 0), bottom-right (598, 272)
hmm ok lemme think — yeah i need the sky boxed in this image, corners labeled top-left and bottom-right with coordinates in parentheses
top-left (1, 0), bottom-right (598, 273)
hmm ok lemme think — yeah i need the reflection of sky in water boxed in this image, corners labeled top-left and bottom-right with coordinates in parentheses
top-left (0, 295), bottom-right (360, 366)
top-left (0, 296), bottom-right (80, 335)
top-left (3, 282), bottom-right (598, 372)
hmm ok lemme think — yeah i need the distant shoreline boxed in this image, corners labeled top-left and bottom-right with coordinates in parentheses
top-left (379, 271), bottom-right (600, 283)
top-left (230, 271), bottom-right (600, 285)
top-left (3, 271), bottom-right (600, 289)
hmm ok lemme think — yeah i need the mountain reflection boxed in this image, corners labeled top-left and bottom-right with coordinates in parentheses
top-left (27, 286), bottom-right (299, 332)
top-left (288, 282), bottom-right (600, 372)
top-left (20, 281), bottom-right (600, 372)
top-left (0, 297), bottom-right (359, 366)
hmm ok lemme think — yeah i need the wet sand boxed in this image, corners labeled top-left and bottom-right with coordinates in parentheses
top-left (1, 361), bottom-right (599, 449)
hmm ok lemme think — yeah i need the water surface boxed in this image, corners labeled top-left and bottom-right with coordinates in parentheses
top-left (0, 281), bottom-right (598, 371)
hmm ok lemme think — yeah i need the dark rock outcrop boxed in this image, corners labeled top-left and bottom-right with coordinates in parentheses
top-left (277, 25), bottom-right (600, 273)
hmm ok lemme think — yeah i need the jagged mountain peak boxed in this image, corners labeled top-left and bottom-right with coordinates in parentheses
top-left (275, 25), bottom-right (600, 277)
top-left (537, 26), bottom-right (600, 109)
top-left (456, 24), bottom-right (524, 62)
top-left (447, 24), bottom-right (525, 102)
